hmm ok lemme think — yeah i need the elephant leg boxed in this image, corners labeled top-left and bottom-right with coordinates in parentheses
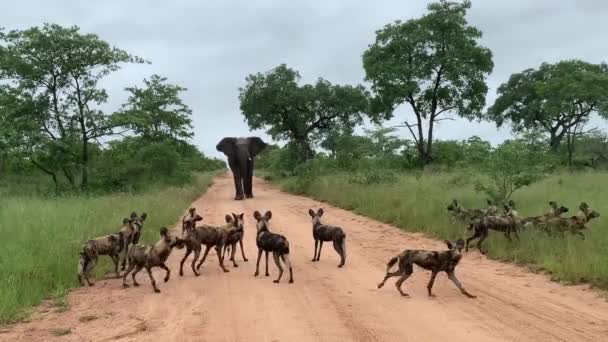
top-left (245, 159), bottom-right (254, 198)
top-left (230, 163), bottom-right (244, 200)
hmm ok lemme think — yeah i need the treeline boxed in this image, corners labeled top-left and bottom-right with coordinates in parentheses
top-left (240, 0), bottom-right (608, 188)
top-left (0, 24), bottom-right (224, 194)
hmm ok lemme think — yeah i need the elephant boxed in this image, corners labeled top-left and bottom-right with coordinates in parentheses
top-left (216, 137), bottom-right (267, 200)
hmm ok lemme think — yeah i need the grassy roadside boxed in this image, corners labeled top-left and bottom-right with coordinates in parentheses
top-left (0, 172), bottom-right (218, 324)
top-left (270, 171), bottom-right (608, 289)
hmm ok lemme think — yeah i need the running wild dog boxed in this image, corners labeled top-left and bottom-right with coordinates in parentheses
top-left (446, 199), bottom-right (492, 225)
top-left (182, 208), bottom-right (203, 237)
top-left (253, 210), bottom-right (294, 283)
top-left (521, 201), bottom-right (569, 230)
top-left (222, 213), bottom-right (248, 267)
top-left (119, 212), bottom-right (147, 270)
top-left (539, 202), bottom-right (600, 239)
top-left (377, 239), bottom-right (475, 298)
top-left (122, 227), bottom-right (185, 293)
top-left (179, 214), bottom-right (241, 276)
top-left (308, 208), bottom-right (346, 267)
top-left (465, 204), bottom-right (520, 253)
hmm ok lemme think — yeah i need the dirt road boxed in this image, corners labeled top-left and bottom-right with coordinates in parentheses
top-left (4, 173), bottom-right (608, 341)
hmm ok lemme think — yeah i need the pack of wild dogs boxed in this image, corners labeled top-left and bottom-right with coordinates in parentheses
top-left (77, 199), bottom-right (599, 299)
top-left (447, 199), bottom-right (600, 253)
top-left (77, 207), bottom-right (345, 293)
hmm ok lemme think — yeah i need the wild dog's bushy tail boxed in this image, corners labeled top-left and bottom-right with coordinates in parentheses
top-left (341, 235), bottom-right (346, 260)
top-left (386, 255), bottom-right (399, 273)
top-left (280, 238), bottom-right (290, 255)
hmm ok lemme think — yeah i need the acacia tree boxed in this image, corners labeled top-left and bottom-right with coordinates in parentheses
top-left (0, 24), bottom-right (145, 189)
top-left (487, 60), bottom-right (608, 153)
top-left (363, 0), bottom-right (493, 166)
top-left (118, 74), bottom-right (193, 142)
top-left (239, 64), bottom-right (370, 162)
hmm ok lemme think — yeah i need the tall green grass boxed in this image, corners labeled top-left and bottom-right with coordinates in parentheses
top-left (276, 171), bottom-right (608, 288)
top-left (0, 172), bottom-right (217, 324)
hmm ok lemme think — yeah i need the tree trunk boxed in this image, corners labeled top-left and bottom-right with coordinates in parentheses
top-left (81, 137), bottom-right (89, 191)
top-left (30, 159), bottom-right (59, 195)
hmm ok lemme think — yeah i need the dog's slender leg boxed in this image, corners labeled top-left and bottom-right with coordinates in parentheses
top-left (333, 239), bottom-right (344, 267)
top-left (282, 254), bottom-right (294, 283)
top-left (196, 245), bottom-right (212, 270)
top-left (231, 243), bottom-right (238, 267)
top-left (180, 247), bottom-right (192, 276)
top-left (239, 238), bottom-right (248, 262)
top-left (427, 271), bottom-right (438, 297)
top-left (312, 239), bottom-right (318, 262)
top-left (146, 266), bottom-right (160, 293)
top-left (465, 231), bottom-right (480, 252)
top-left (254, 249), bottom-right (263, 277)
top-left (190, 246), bottom-right (201, 276)
top-left (131, 264), bottom-right (143, 287)
top-left (317, 241), bottom-right (324, 261)
top-left (395, 264), bottom-right (413, 297)
top-left (264, 251), bottom-right (270, 276)
top-left (113, 254), bottom-right (122, 278)
top-left (447, 271), bottom-right (476, 298)
top-left (477, 230), bottom-right (489, 254)
top-left (122, 262), bottom-right (136, 288)
top-left (512, 226), bottom-right (520, 241)
top-left (273, 252), bottom-right (283, 283)
top-left (216, 245), bottom-right (230, 273)
top-left (377, 270), bottom-right (402, 289)
top-left (160, 263), bottom-right (170, 283)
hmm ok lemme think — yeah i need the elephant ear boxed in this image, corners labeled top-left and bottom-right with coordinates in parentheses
top-left (216, 137), bottom-right (237, 156)
top-left (247, 137), bottom-right (267, 157)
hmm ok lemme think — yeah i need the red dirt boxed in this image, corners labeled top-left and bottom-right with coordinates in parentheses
top-left (3, 173), bottom-right (608, 341)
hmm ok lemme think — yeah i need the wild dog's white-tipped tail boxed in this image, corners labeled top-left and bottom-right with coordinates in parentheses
top-left (342, 236), bottom-right (346, 261)
top-left (281, 254), bottom-right (292, 269)
top-left (386, 255), bottom-right (399, 273)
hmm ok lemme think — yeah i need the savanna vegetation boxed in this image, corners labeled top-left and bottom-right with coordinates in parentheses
top-left (0, 25), bottom-right (224, 323)
top-left (2, 0), bottom-right (608, 325)
top-left (243, 1), bottom-right (608, 289)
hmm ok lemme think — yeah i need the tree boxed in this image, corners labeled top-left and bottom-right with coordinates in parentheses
top-left (118, 74), bottom-right (193, 142)
top-left (0, 24), bottom-right (145, 190)
top-left (239, 64), bottom-right (370, 162)
top-left (363, 0), bottom-right (493, 166)
top-left (487, 60), bottom-right (608, 152)
top-left (475, 133), bottom-right (554, 201)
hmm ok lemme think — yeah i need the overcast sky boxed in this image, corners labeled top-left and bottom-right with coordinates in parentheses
top-left (2, 0), bottom-right (607, 158)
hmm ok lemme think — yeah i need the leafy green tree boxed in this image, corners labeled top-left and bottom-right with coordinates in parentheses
top-left (487, 60), bottom-right (608, 152)
top-left (117, 74), bottom-right (193, 142)
top-left (363, 0), bottom-right (493, 166)
top-left (475, 133), bottom-right (554, 201)
top-left (239, 64), bottom-right (370, 162)
top-left (0, 24), bottom-right (145, 190)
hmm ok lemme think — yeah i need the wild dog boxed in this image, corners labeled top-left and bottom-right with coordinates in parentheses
top-left (221, 213), bottom-right (248, 267)
top-left (521, 201), bottom-right (569, 230)
top-left (119, 212), bottom-right (147, 270)
top-left (540, 202), bottom-right (600, 239)
top-left (122, 227), bottom-right (185, 293)
top-left (253, 210), bottom-right (294, 283)
top-left (179, 214), bottom-right (240, 276)
top-left (78, 240), bottom-right (98, 286)
top-left (77, 218), bottom-right (128, 285)
top-left (377, 239), bottom-right (475, 298)
top-left (182, 208), bottom-right (203, 237)
top-left (447, 199), bottom-right (485, 225)
top-left (308, 208), bottom-right (346, 267)
top-left (465, 204), bottom-right (520, 253)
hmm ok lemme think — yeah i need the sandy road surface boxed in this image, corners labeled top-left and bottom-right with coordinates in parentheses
top-left (3, 173), bottom-right (608, 342)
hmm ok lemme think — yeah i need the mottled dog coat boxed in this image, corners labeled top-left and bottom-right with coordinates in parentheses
top-left (308, 208), bottom-right (346, 267)
top-left (119, 212), bottom-right (147, 270)
top-left (539, 202), bottom-right (600, 238)
top-left (521, 201), bottom-right (569, 230)
top-left (179, 214), bottom-right (241, 276)
top-left (122, 227), bottom-right (185, 293)
top-left (182, 208), bottom-right (202, 236)
top-left (466, 204), bottom-right (520, 253)
top-left (377, 239), bottom-right (475, 298)
top-left (222, 213), bottom-right (248, 267)
top-left (253, 210), bottom-right (294, 283)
